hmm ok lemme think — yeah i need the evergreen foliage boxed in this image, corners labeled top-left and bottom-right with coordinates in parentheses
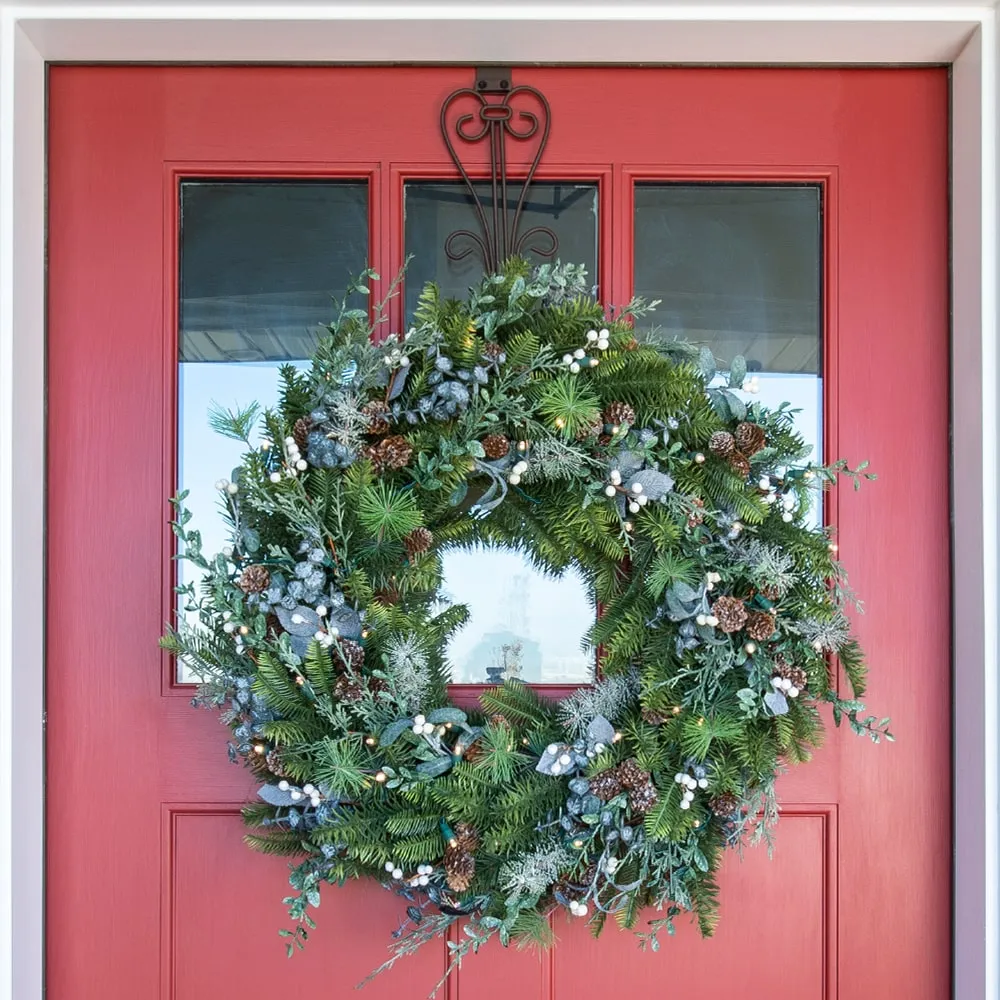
top-left (163, 260), bottom-right (888, 994)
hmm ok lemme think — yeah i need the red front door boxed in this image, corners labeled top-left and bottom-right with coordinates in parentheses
top-left (46, 66), bottom-right (949, 999)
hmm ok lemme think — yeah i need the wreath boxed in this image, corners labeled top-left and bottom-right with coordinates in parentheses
top-left (163, 260), bottom-right (888, 993)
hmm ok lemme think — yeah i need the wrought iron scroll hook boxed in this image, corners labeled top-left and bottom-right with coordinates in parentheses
top-left (439, 72), bottom-right (558, 273)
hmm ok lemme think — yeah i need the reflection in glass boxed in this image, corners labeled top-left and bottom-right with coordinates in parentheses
top-left (634, 184), bottom-right (823, 464)
top-left (441, 546), bottom-right (594, 685)
top-left (177, 180), bottom-right (368, 680)
top-left (404, 182), bottom-right (598, 317)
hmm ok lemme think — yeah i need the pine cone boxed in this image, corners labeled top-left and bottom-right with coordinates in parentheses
top-left (728, 451), bottom-right (751, 479)
top-left (488, 713), bottom-right (508, 728)
top-left (603, 401), bottom-right (636, 429)
top-left (745, 610), bottom-right (777, 642)
top-left (292, 416), bottom-right (313, 452)
top-left (759, 583), bottom-right (781, 601)
top-left (774, 656), bottom-right (808, 691)
top-left (482, 341), bottom-right (505, 362)
top-left (588, 769), bottom-right (624, 802)
top-left (708, 430), bottom-right (736, 458)
top-left (444, 847), bottom-right (475, 893)
top-left (713, 595), bottom-right (748, 633)
top-left (710, 791), bottom-right (740, 817)
top-left (734, 422), bottom-right (766, 457)
top-left (333, 637), bottom-right (366, 673)
top-left (482, 433), bottom-right (510, 460)
top-left (265, 747), bottom-right (288, 777)
top-left (623, 337), bottom-right (639, 351)
top-left (576, 417), bottom-right (605, 442)
top-left (361, 399), bottom-right (392, 436)
top-left (686, 497), bottom-right (706, 529)
top-left (453, 822), bottom-right (480, 852)
top-left (368, 434), bottom-right (413, 473)
top-left (615, 758), bottom-right (649, 790)
top-left (333, 674), bottom-right (365, 703)
top-left (628, 778), bottom-right (659, 816)
top-left (403, 527), bottom-right (434, 560)
top-left (238, 564), bottom-right (271, 594)
top-left (641, 707), bottom-right (670, 725)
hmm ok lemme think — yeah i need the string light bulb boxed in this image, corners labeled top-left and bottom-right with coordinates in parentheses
top-left (374, 770), bottom-right (388, 784)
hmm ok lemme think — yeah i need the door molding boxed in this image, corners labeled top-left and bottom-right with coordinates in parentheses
top-left (1, 6), bottom-right (994, 1000)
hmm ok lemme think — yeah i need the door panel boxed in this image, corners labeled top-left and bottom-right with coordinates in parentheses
top-left (47, 66), bottom-right (949, 999)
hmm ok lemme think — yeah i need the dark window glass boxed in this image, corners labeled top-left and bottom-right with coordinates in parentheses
top-left (404, 181), bottom-right (598, 317)
top-left (635, 184), bottom-right (822, 465)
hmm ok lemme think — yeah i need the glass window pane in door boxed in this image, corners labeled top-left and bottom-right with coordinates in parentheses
top-left (405, 180), bottom-right (599, 685)
top-left (404, 181), bottom-right (599, 317)
top-left (177, 180), bottom-right (368, 680)
top-left (634, 184), bottom-right (822, 465)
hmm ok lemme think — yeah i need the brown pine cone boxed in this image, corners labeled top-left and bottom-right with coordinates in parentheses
top-left (708, 430), bottom-right (736, 458)
top-left (238, 564), bottom-right (271, 594)
top-left (628, 778), bottom-right (659, 816)
top-left (709, 791), bottom-right (740, 817)
top-left (623, 337), bottom-right (639, 351)
top-left (728, 451), bottom-right (751, 479)
top-left (453, 822), bottom-right (480, 852)
top-left (265, 747), bottom-right (288, 777)
top-left (734, 422), bottom-right (766, 457)
top-left (482, 341), bottom-right (505, 362)
top-left (292, 416), bottom-right (312, 452)
top-left (444, 848), bottom-right (476, 893)
top-left (333, 674), bottom-right (365, 702)
top-left (576, 417), bottom-right (605, 442)
top-left (361, 399), bottom-right (392, 436)
top-left (686, 497), bottom-right (706, 529)
top-left (403, 526), bottom-right (434, 560)
top-left (368, 434), bottom-right (413, 473)
top-left (745, 610), bottom-right (777, 642)
top-left (615, 758), bottom-right (649, 790)
top-left (332, 637), bottom-right (366, 673)
top-left (603, 401), bottom-right (636, 429)
top-left (588, 769), bottom-right (624, 802)
top-left (759, 583), bottom-right (782, 601)
top-left (713, 595), bottom-right (748, 633)
top-left (641, 707), bottom-right (670, 725)
top-left (481, 433), bottom-right (510, 460)
top-left (774, 656), bottom-right (808, 691)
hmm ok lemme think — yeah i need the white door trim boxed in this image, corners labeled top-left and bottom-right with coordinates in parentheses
top-left (0, 4), bottom-right (994, 999)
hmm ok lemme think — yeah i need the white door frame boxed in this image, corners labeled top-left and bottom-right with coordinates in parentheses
top-left (1, 3), bottom-right (995, 998)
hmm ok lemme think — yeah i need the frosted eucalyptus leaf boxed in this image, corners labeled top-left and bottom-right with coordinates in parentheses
top-left (764, 691), bottom-right (789, 716)
top-left (587, 715), bottom-right (615, 748)
top-left (416, 756), bottom-right (454, 778)
top-left (275, 605), bottom-right (320, 636)
top-left (380, 718), bottom-right (413, 747)
top-left (427, 707), bottom-right (467, 725)
top-left (729, 355), bottom-right (747, 389)
top-left (627, 468), bottom-right (675, 502)
top-left (258, 784), bottom-right (301, 808)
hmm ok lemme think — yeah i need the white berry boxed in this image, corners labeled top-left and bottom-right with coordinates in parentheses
top-left (706, 615), bottom-right (719, 628)
top-left (629, 502), bottom-right (640, 514)
top-left (586, 329), bottom-right (599, 342)
top-left (604, 485), bottom-right (617, 497)
top-left (278, 780), bottom-right (290, 791)
top-left (513, 461), bottom-right (528, 475)
top-left (303, 784), bottom-right (315, 795)
top-left (782, 512), bottom-right (793, 522)
top-left (788, 686), bottom-right (800, 698)
top-left (694, 453), bottom-right (705, 464)
top-left (547, 744), bottom-right (559, 755)
top-left (509, 473), bottom-right (522, 485)
top-left (593, 743), bottom-right (606, 754)
top-left (422, 722), bottom-right (435, 735)
top-left (597, 339), bottom-right (610, 351)
top-left (418, 875), bottom-right (430, 886)
top-left (696, 614), bottom-right (707, 626)
top-left (289, 790), bottom-right (302, 801)
top-left (269, 472), bottom-right (282, 483)
top-left (558, 754), bottom-right (572, 766)
top-left (674, 773), bottom-right (684, 783)
top-left (680, 800), bottom-right (691, 810)
top-left (226, 482), bottom-right (239, 494)
top-left (631, 482), bottom-right (643, 494)
top-left (573, 348), bottom-right (586, 359)
top-left (315, 605), bottom-right (327, 617)
top-left (698, 778), bottom-right (709, 789)
top-left (610, 470), bottom-right (621, 485)
top-left (563, 354), bottom-right (574, 365)
top-left (569, 363), bottom-right (580, 374)
top-left (744, 642), bottom-right (757, 655)
top-left (392, 868), bottom-right (403, 880)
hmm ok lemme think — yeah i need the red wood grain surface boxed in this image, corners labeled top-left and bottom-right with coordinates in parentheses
top-left (46, 66), bottom-right (949, 999)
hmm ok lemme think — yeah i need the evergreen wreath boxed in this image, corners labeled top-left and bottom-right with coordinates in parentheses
top-left (163, 260), bottom-right (889, 994)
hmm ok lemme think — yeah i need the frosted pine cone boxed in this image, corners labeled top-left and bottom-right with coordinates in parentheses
top-left (686, 497), bottom-right (706, 529)
top-left (589, 769), bottom-right (624, 802)
top-left (361, 399), bottom-right (391, 436)
top-left (728, 451), bottom-right (751, 479)
top-left (453, 822), bottom-right (480, 852)
top-left (403, 527), bottom-right (434, 560)
top-left (333, 674), bottom-right (364, 703)
top-left (482, 341), bottom-right (506, 363)
top-left (603, 401), bottom-right (636, 428)
top-left (265, 747), bottom-right (288, 777)
top-left (368, 434), bottom-right (412, 472)
top-left (292, 416), bottom-right (312, 452)
top-left (734, 422), bottom-right (766, 457)
top-left (444, 848), bottom-right (475, 893)
top-left (576, 417), bottom-right (605, 441)
top-left (708, 430), bottom-right (736, 457)
top-left (713, 595), bottom-right (748, 633)
top-left (745, 610), bottom-right (777, 641)
top-left (710, 791), bottom-right (740, 817)
top-left (615, 758), bottom-right (649, 790)
top-left (628, 778), bottom-right (659, 816)
top-left (333, 637), bottom-right (366, 673)
top-left (238, 564), bottom-right (271, 594)
top-left (774, 656), bottom-right (808, 691)
top-left (482, 433), bottom-right (510, 460)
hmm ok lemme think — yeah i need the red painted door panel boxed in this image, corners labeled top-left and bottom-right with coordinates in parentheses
top-left (46, 66), bottom-right (949, 999)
